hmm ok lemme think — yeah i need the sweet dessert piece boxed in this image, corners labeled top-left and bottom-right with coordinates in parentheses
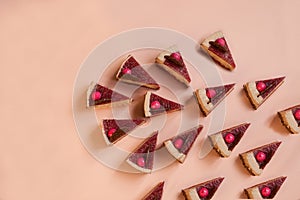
top-left (201, 31), bottom-right (236, 71)
top-left (164, 125), bottom-right (203, 163)
top-left (194, 83), bottom-right (235, 116)
top-left (243, 77), bottom-right (285, 109)
top-left (86, 82), bottom-right (132, 108)
top-left (244, 176), bottom-right (287, 199)
top-left (278, 104), bottom-right (300, 134)
top-left (239, 141), bottom-right (281, 176)
top-left (142, 181), bottom-right (165, 200)
top-left (126, 131), bottom-right (158, 173)
top-left (182, 177), bottom-right (224, 200)
top-left (101, 119), bottom-right (146, 145)
top-left (116, 55), bottom-right (160, 90)
top-left (209, 123), bottom-right (251, 157)
top-left (155, 45), bottom-right (191, 86)
top-left (144, 91), bottom-right (184, 117)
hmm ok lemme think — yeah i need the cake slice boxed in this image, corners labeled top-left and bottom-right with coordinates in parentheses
top-left (86, 82), bottom-right (132, 108)
top-left (126, 131), bottom-right (158, 173)
top-left (201, 31), bottom-right (236, 71)
top-left (144, 91), bottom-right (184, 117)
top-left (100, 119), bottom-right (146, 145)
top-left (244, 176), bottom-right (287, 199)
top-left (244, 77), bottom-right (285, 109)
top-left (155, 45), bottom-right (191, 86)
top-left (164, 125), bottom-right (203, 163)
top-left (209, 123), bottom-right (251, 157)
top-left (116, 55), bottom-right (160, 90)
top-left (239, 141), bottom-right (281, 176)
top-left (182, 177), bottom-right (224, 200)
top-left (142, 181), bottom-right (165, 200)
top-left (278, 104), bottom-right (300, 134)
top-left (194, 83), bottom-right (235, 116)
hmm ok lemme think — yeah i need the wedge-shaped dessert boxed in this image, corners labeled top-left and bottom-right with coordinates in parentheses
top-left (239, 141), bottom-right (281, 176)
top-left (144, 91), bottom-right (184, 117)
top-left (209, 123), bottom-right (250, 157)
top-left (142, 181), bottom-right (165, 200)
top-left (244, 176), bottom-right (287, 199)
top-left (101, 119), bottom-right (146, 145)
top-left (126, 131), bottom-right (158, 173)
top-left (201, 31), bottom-right (236, 71)
top-left (194, 83), bottom-right (235, 116)
top-left (244, 77), bottom-right (285, 109)
top-left (278, 104), bottom-right (300, 134)
top-left (86, 82), bottom-right (132, 108)
top-left (182, 177), bottom-right (224, 200)
top-left (116, 55), bottom-right (160, 90)
top-left (155, 45), bottom-right (191, 86)
top-left (164, 125), bottom-right (203, 163)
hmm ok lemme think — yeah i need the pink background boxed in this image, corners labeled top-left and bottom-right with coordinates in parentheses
top-left (1, 0), bottom-right (300, 199)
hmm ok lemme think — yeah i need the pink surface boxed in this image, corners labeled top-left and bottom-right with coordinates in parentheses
top-left (1, 0), bottom-right (300, 199)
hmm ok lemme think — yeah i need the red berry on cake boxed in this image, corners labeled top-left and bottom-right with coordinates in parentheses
top-left (150, 100), bottom-right (161, 109)
top-left (91, 91), bottom-right (101, 101)
top-left (278, 104), bottom-right (300, 134)
top-left (198, 187), bottom-right (209, 198)
top-left (255, 151), bottom-right (266, 162)
top-left (256, 81), bottom-right (266, 92)
top-left (206, 88), bottom-right (217, 99)
top-left (107, 128), bottom-right (116, 137)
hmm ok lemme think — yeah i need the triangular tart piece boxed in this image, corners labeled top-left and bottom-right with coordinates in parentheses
top-left (201, 31), bottom-right (236, 71)
top-left (278, 104), bottom-right (300, 134)
top-left (142, 181), bottom-right (165, 200)
top-left (144, 91), bottom-right (184, 117)
top-left (194, 83), bottom-right (235, 116)
top-left (116, 55), bottom-right (160, 90)
top-left (244, 176), bottom-right (287, 199)
top-left (244, 77), bottom-right (285, 109)
top-left (164, 125), bottom-right (203, 163)
top-left (182, 177), bottom-right (224, 200)
top-left (126, 131), bottom-right (158, 173)
top-left (155, 45), bottom-right (191, 86)
top-left (101, 119), bottom-right (146, 145)
top-left (209, 123), bottom-right (251, 157)
top-left (86, 82), bottom-right (132, 108)
top-left (239, 141), bottom-right (281, 176)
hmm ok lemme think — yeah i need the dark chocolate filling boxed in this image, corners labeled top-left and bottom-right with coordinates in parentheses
top-left (206, 84), bottom-right (234, 105)
top-left (255, 77), bottom-right (284, 99)
top-left (162, 53), bottom-right (191, 83)
top-left (171, 126), bottom-right (202, 154)
top-left (252, 142), bottom-right (281, 169)
top-left (257, 177), bottom-right (286, 199)
top-left (89, 84), bottom-right (129, 106)
top-left (221, 124), bottom-right (250, 151)
top-left (195, 178), bottom-right (224, 200)
top-left (117, 56), bottom-right (159, 86)
top-left (103, 119), bottom-right (144, 143)
top-left (128, 133), bottom-right (158, 170)
top-left (208, 37), bottom-right (235, 68)
top-left (149, 93), bottom-right (183, 116)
